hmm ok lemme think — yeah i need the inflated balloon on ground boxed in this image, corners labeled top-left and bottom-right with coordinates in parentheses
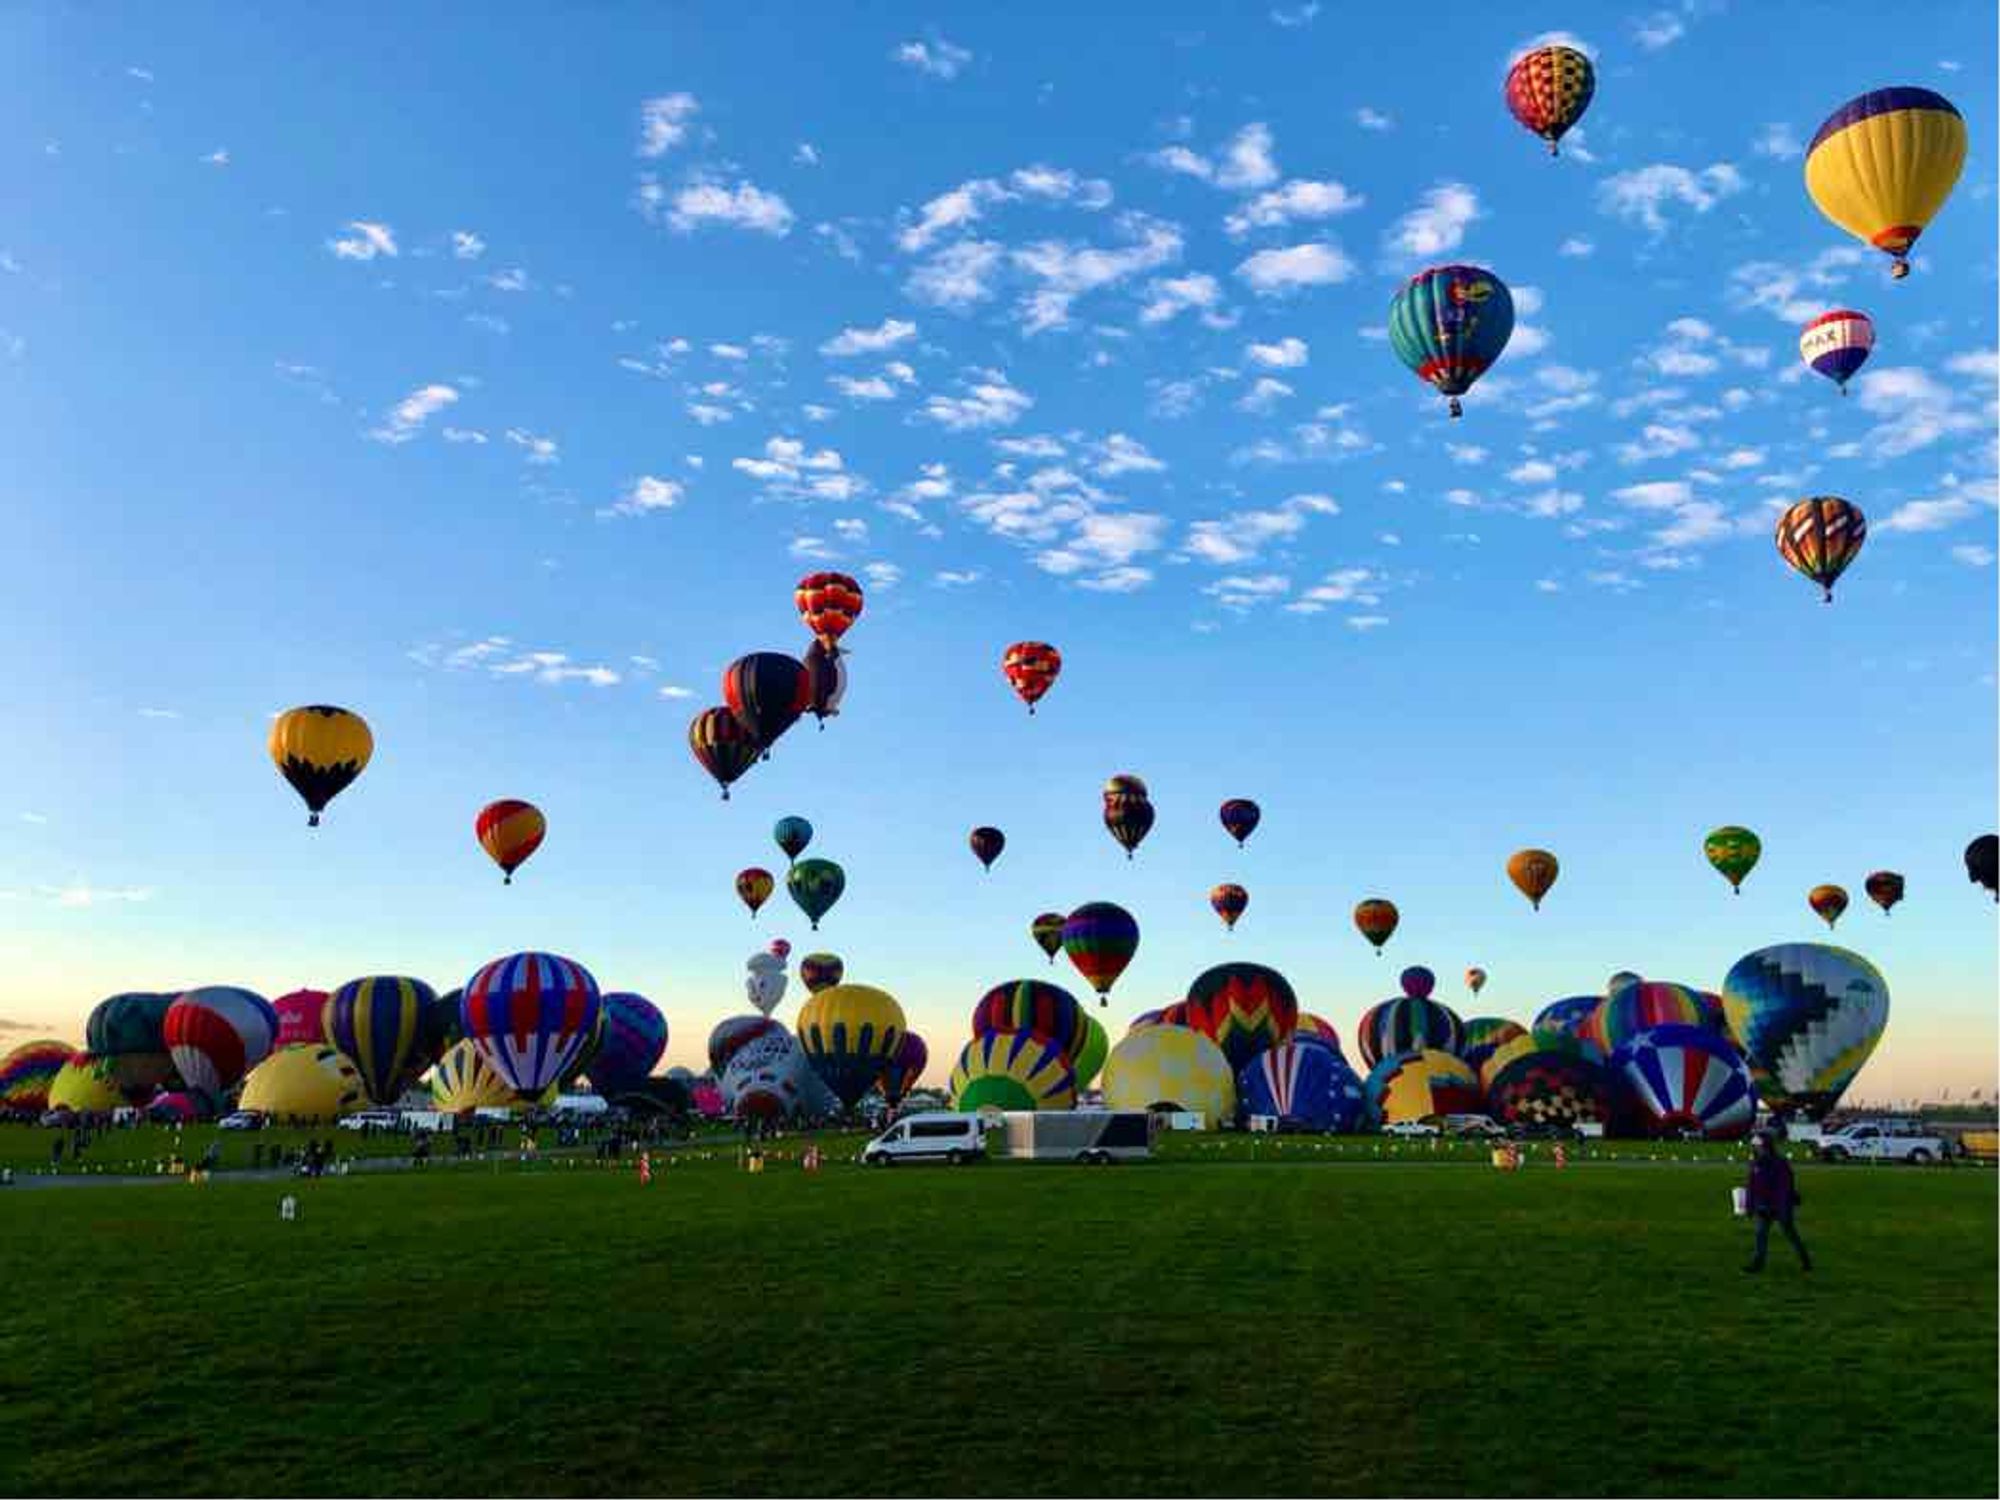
top-left (949, 1031), bottom-right (1077, 1112)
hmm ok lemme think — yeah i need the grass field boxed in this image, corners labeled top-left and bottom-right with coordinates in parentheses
top-left (1, 1152), bottom-right (1992, 1497)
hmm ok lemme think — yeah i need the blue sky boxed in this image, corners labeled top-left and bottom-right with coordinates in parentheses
top-left (2, 2), bottom-right (1994, 1098)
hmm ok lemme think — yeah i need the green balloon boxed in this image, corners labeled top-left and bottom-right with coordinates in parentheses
top-left (787, 858), bottom-right (846, 930)
top-left (1704, 826), bottom-right (1762, 893)
top-left (1072, 1012), bottom-right (1108, 1090)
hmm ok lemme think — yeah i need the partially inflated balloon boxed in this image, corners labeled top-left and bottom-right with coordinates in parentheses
top-left (799, 953), bottom-right (844, 994)
top-left (774, 816), bottom-right (813, 865)
top-left (1808, 884), bottom-right (1849, 929)
top-left (1611, 1025), bottom-right (1755, 1140)
top-left (475, 799), bottom-right (546, 884)
top-left (795, 572), bottom-right (864, 653)
top-left (1805, 88), bottom-right (1966, 280)
top-left (1704, 826), bottom-right (1762, 893)
top-left (240, 1044), bottom-right (364, 1122)
top-left (1219, 799), bottom-right (1261, 848)
top-left (0, 1040), bottom-right (74, 1113)
top-left (971, 979), bottom-right (1087, 1063)
top-left (1722, 943), bottom-right (1888, 1119)
top-left (271, 990), bottom-right (330, 1049)
top-left (1100, 1026), bottom-right (1234, 1122)
top-left (326, 975), bottom-right (435, 1105)
top-left (1586, 980), bottom-right (1706, 1056)
top-left (1864, 870), bottom-right (1905, 916)
top-left (1061, 902), bottom-right (1139, 1005)
top-left (1479, 1033), bottom-right (1617, 1131)
top-left (1964, 835), bottom-right (1997, 900)
top-left (950, 1031), bottom-right (1076, 1113)
top-left (1799, 309), bottom-right (1874, 394)
top-left (1366, 1049), bottom-right (1481, 1126)
top-left (1184, 961), bottom-right (1299, 1072)
top-left (1357, 995), bottom-right (1463, 1070)
top-left (881, 1032), bottom-right (929, 1109)
top-left (1504, 43), bottom-right (1595, 155)
top-left (787, 858), bottom-right (845, 930)
top-left (1210, 883), bottom-right (1248, 931)
top-left (969, 826), bottom-right (1006, 872)
top-left (1353, 899), bottom-right (1399, 953)
top-left (589, 992), bottom-right (668, 1094)
top-left (269, 706), bottom-right (372, 827)
top-left (431, 1039), bottom-right (522, 1114)
top-left (1777, 496), bottom-right (1866, 603)
top-left (796, 983), bottom-right (905, 1109)
top-left (736, 867), bottom-right (774, 918)
top-left (1071, 1012), bottom-right (1108, 1090)
top-left (709, 1015), bottom-right (783, 1077)
top-left (164, 987), bottom-right (279, 1097)
top-left (460, 952), bottom-right (601, 1099)
top-left (1506, 849), bottom-right (1559, 911)
top-left (1002, 641), bottom-right (1062, 714)
top-left (1457, 1017), bottom-right (1527, 1076)
top-left (688, 706), bottom-right (760, 799)
top-left (1388, 265), bottom-right (1514, 418)
top-left (1030, 912), bottom-right (1066, 963)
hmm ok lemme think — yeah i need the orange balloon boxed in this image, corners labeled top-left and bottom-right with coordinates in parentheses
top-left (1506, 848), bottom-right (1560, 911)
top-left (1808, 883), bottom-right (1849, 930)
top-left (1354, 898), bottom-right (1399, 952)
top-left (475, 799), bottom-right (546, 885)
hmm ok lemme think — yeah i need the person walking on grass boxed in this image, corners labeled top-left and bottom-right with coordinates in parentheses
top-left (1744, 1130), bottom-right (1811, 1274)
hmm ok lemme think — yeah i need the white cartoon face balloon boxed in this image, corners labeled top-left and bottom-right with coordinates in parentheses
top-left (745, 950), bottom-right (789, 1017)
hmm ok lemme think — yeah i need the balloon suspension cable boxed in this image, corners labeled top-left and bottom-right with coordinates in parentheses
top-left (1447, 396), bottom-right (1463, 419)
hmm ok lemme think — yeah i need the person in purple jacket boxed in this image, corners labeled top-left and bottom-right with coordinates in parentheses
top-left (1744, 1130), bottom-right (1812, 1273)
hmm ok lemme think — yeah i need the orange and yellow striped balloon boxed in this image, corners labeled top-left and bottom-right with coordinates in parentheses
top-left (475, 799), bottom-right (546, 884)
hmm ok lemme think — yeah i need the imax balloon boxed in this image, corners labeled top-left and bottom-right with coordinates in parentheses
top-left (1799, 309), bottom-right (1874, 394)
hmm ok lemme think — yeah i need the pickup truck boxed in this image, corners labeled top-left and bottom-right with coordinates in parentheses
top-left (1814, 1121), bottom-right (1949, 1164)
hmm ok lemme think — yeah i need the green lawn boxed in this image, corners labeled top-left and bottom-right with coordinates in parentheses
top-left (1, 1154), bottom-right (1992, 1496)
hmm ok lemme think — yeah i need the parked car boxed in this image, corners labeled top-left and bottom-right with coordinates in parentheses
top-left (217, 1111), bottom-right (266, 1131)
top-left (337, 1109), bottom-right (403, 1132)
top-left (1382, 1119), bottom-right (1441, 1138)
top-left (1815, 1120), bottom-right (1949, 1164)
top-left (860, 1112), bottom-right (986, 1166)
top-left (1443, 1114), bottom-right (1505, 1138)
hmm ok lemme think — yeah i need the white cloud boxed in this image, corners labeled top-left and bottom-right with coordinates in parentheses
top-left (906, 240), bottom-right (1004, 309)
top-left (934, 568), bottom-right (984, 587)
top-left (658, 179), bottom-right (795, 236)
top-left (1753, 123), bottom-right (1803, 160)
top-left (638, 93), bottom-right (699, 157)
top-left (1509, 31), bottom-right (1598, 63)
top-left (1283, 566), bottom-right (1383, 615)
top-left (40, 881), bottom-right (155, 909)
top-left (832, 375), bottom-right (897, 401)
top-left (1854, 367), bottom-right (1986, 457)
top-left (1140, 272), bottom-right (1224, 325)
top-left (1508, 459), bottom-right (1557, 484)
top-left (1148, 123), bottom-right (1279, 190)
top-left (1238, 376), bottom-right (1294, 413)
top-left (1651, 500), bottom-right (1732, 547)
top-left (894, 36), bottom-right (973, 79)
top-left (1011, 214), bottom-right (1182, 333)
top-left (1522, 489), bottom-right (1585, 518)
top-left (1720, 448), bottom-right (1765, 469)
top-left (1632, 10), bottom-right (1685, 49)
top-left (137, 707), bottom-right (181, 719)
top-left (602, 475), bottom-right (684, 518)
top-left (369, 383), bottom-right (457, 444)
top-left (1599, 164), bottom-right (1744, 233)
top-left (1728, 246), bottom-right (1866, 322)
top-left (201, 148), bottom-right (229, 166)
top-left (1346, 615), bottom-right (1389, 631)
top-left (795, 143), bottom-right (821, 166)
top-left (1247, 336), bottom-right (1309, 369)
top-left (1447, 443), bottom-right (1488, 465)
top-left (442, 427), bottom-right (486, 444)
top-left (328, 221), bottom-right (397, 261)
top-left (863, 561), bottom-right (902, 589)
top-left (821, 318), bottom-right (917, 358)
top-left (898, 179), bottom-right (1010, 252)
top-left (920, 370), bottom-right (1033, 430)
top-left (1879, 498), bottom-right (1976, 533)
top-left (789, 535), bottom-right (836, 561)
top-left (1074, 566), bottom-right (1154, 593)
top-left (1236, 242), bottom-right (1355, 294)
top-left (451, 231), bottom-right (486, 260)
top-left (486, 266), bottom-right (529, 292)
top-left (1356, 107), bottom-right (1393, 131)
top-left (1613, 480), bottom-right (1694, 511)
top-left (1615, 424), bottom-right (1701, 464)
top-left (1092, 433), bottom-right (1164, 477)
top-left (1271, 2), bottom-right (1320, 24)
top-left (1558, 236), bottom-right (1595, 258)
top-left (411, 636), bottom-right (622, 687)
top-left (1386, 182), bottom-right (1478, 259)
top-left (1206, 573), bottom-right (1292, 609)
top-left (1225, 179), bottom-right (1364, 236)
top-left (658, 685), bottom-right (695, 699)
top-left (1184, 493), bottom-right (1338, 564)
top-left (1950, 543), bottom-right (1995, 566)
top-left (506, 429), bottom-right (560, 465)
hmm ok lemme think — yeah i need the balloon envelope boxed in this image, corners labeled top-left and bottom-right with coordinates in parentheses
top-left (795, 984), bottom-right (906, 1108)
top-left (949, 1032), bottom-right (1076, 1113)
top-left (269, 705), bottom-right (372, 826)
top-left (475, 799), bottom-right (546, 883)
top-left (1100, 1027), bottom-right (1235, 1124)
top-left (1721, 943), bottom-right (1889, 1120)
top-left (1184, 962), bottom-right (1299, 1072)
top-left (240, 1045), bottom-right (365, 1122)
top-left (1805, 88), bottom-right (1966, 277)
top-left (1610, 1025), bottom-right (1755, 1140)
top-left (326, 975), bottom-right (436, 1106)
top-left (590, 992), bottom-right (668, 1093)
top-left (460, 952), bottom-right (602, 1099)
top-left (164, 987), bottom-right (278, 1096)
top-left (1240, 1044), bottom-right (1367, 1132)
top-left (1061, 902), bottom-right (1139, 1000)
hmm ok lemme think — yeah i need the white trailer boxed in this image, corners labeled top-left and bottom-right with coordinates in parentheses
top-left (991, 1110), bottom-right (1155, 1164)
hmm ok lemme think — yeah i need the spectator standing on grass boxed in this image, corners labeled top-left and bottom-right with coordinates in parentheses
top-left (1744, 1130), bottom-right (1812, 1274)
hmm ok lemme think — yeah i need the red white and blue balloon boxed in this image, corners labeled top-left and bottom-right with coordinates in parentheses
top-left (1609, 1024), bottom-right (1756, 1140)
top-left (460, 952), bottom-right (602, 1098)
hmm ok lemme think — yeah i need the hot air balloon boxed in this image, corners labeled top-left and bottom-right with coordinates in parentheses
top-left (1365, 1049), bottom-right (1481, 1126)
top-left (1388, 265), bottom-right (1514, 418)
top-left (1030, 912), bottom-right (1066, 963)
top-left (969, 826), bottom-right (1006, 873)
top-left (1533, 995), bottom-right (1602, 1040)
top-left (745, 951), bottom-right (788, 1017)
top-left (1219, 798), bottom-right (1261, 847)
top-left (881, 1032), bottom-right (929, 1109)
top-left (1002, 641), bottom-right (1062, 714)
top-left (1610, 1025), bottom-right (1756, 1140)
top-left (271, 989), bottom-right (330, 1049)
top-left (1103, 774), bottom-right (1150, 804)
top-left (774, 816), bottom-right (813, 865)
top-left (460, 952), bottom-right (602, 1099)
top-left (736, 867), bottom-right (776, 919)
top-left (787, 858), bottom-right (845, 930)
top-left (709, 1015), bottom-right (784, 1077)
top-left (1241, 1043), bottom-right (1368, 1132)
top-left (799, 953), bottom-right (844, 994)
top-left (1586, 980), bottom-right (1707, 1056)
top-left (688, 706), bottom-right (760, 799)
top-left (1704, 826), bottom-right (1762, 894)
top-left (1808, 884), bottom-right (1849, 929)
top-left (1294, 1014), bottom-right (1342, 1053)
top-left (1799, 309), bottom-right (1875, 395)
top-left (1356, 995), bottom-right (1464, 1071)
top-left (1506, 848), bottom-right (1559, 911)
top-left (1504, 43), bottom-right (1595, 156)
top-left (431, 1039), bottom-right (526, 1114)
top-left (1776, 496), bottom-right (1867, 603)
top-left (1103, 796), bottom-right (1156, 860)
top-left (950, 1031), bottom-right (1077, 1113)
top-left (796, 572), bottom-right (864, 653)
top-left (421, 988), bottom-right (463, 1071)
top-left (269, 705), bottom-right (372, 826)
top-left (1722, 943), bottom-right (1889, 1120)
top-left (240, 1045), bottom-right (365, 1122)
top-left (1353, 898), bottom-right (1399, 953)
top-left (84, 992), bottom-right (176, 1101)
top-left (163, 987), bottom-right (278, 1097)
top-left (802, 640), bottom-right (847, 727)
top-left (1061, 902), bottom-right (1139, 1006)
top-left (0, 1040), bottom-right (74, 1113)
top-left (1967, 835), bottom-right (1998, 900)
top-left (1607, 971), bottom-right (1644, 1001)
top-left (588, 992), bottom-right (668, 1094)
top-left (1865, 870), bottom-right (1906, 916)
top-left (1072, 1012), bottom-right (1109, 1090)
top-left (1399, 966), bottom-right (1436, 1000)
top-left (1100, 1026), bottom-right (1235, 1123)
top-left (796, 983), bottom-right (906, 1109)
top-left (325, 975), bottom-right (436, 1106)
top-left (1805, 88), bottom-right (1966, 280)
top-left (1184, 962), bottom-right (1299, 1072)
top-left (1457, 1017), bottom-right (1527, 1076)
top-left (1465, 967), bottom-right (1488, 1000)
top-left (1210, 883), bottom-right (1248, 931)
top-left (723, 652), bottom-right (813, 754)
top-left (475, 799), bottom-right (546, 884)
top-left (1479, 1032), bottom-right (1617, 1131)
top-left (972, 980), bottom-right (1086, 1062)
top-left (46, 1053), bottom-right (128, 1114)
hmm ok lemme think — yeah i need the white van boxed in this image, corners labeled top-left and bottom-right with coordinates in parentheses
top-left (860, 1111), bottom-right (985, 1166)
